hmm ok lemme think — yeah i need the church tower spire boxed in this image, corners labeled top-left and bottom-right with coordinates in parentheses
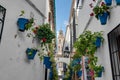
top-left (57, 29), bottom-right (64, 56)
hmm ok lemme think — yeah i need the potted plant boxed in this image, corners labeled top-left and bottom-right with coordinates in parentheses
top-left (17, 10), bottom-right (34, 32)
top-left (26, 48), bottom-right (37, 60)
top-left (93, 31), bottom-right (104, 47)
top-left (116, 0), bottom-right (120, 5)
top-left (32, 23), bottom-right (55, 44)
top-left (72, 58), bottom-right (81, 67)
top-left (94, 65), bottom-right (104, 77)
top-left (104, 0), bottom-right (112, 6)
top-left (93, 2), bottom-right (110, 25)
top-left (77, 70), bottom-right (82, 78)
top-left (17, 18), bottom-right (34, 32)
top-left (49, 70), bottom-right (53, 80)
top-left (74, 31), bottom-right (97, 56)
top-left (43, 56), bottom-right (52, 69)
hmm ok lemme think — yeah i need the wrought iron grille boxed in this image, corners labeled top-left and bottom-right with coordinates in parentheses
top-left (0, 5), bottom-right (6, 43)
top-left (108, 24), bottom-right (120, 80)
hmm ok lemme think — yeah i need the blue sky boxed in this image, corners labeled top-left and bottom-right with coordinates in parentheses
top-left (55, 0), bottom-right (72, 36)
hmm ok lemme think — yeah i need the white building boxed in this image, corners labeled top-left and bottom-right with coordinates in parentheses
top-left (57, 30), bottom-right (64, 56)
top-left (0, 0), bottom-right (55, 80)
top-left (64, 0), bottom-right (120, 80)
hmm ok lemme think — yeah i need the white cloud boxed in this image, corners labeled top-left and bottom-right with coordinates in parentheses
top-left (64, 20), bottom-right (68, 26)
top-left (56, 31), bottom-right (59, 38)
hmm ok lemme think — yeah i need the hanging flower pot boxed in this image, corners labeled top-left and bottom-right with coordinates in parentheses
top-left (94, 66), bottom-right (104, 77)
top-left (72, 58), bottom-right (81, 67)
top-left (26, 48), bottom-right (37, 60)
top-left (95, 37), bottom-right (102, 47)
top-left (17, 18), bottom-right (29, 32)
top-left (116, 0), bottom-right (120, 5)
top-left (97, 71), bottom-right (102, 77)
top-left (49, 71), bottom-right (53, 80)
top-left (68, 77), bottom-right (71, 80)
top-left (104, 0), bottom-right (112, 6)
top-left (77, 70), bottom-right (82, 77)
top-left (43, 56), bottom-right (51, 69)
top-left (98, 12), bottom-right (108, 25)
top-left (32, 23), bottom-right (55, 44)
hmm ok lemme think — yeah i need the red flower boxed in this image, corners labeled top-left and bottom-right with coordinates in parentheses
top-left (89, 70), bottom-right (94, 76)
top-left (90, 13), bottom-right (94, 16)
top-left (88, 60), bottom-right (90, 64)
top-left (101, 2), bottom-right (105, 6)
top-left (89, 3), bottom-right (93, 8)
top-left (33, 30), bottom-right (37, 34)
top-left (42, 38), bottom-right (46, 42)
top-left (35, 27), bottom-right (39, 29)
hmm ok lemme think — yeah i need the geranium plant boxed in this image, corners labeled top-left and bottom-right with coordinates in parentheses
top-left (32, 23), bottom-right (55, 44)
top-left (93, 2), bottom-right (110, 19)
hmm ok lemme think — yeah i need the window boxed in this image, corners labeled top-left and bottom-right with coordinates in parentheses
top-left (108, 24), bottom-right (120, 80)
top-left (0, 5), bottom-right (6, 43)
top-left (77, 0), bottom-right (83, 9)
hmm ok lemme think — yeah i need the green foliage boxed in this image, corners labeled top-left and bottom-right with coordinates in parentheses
top-left (73, 64), bottom-right (81, 72)
top-left (93, 3), bottom-right (110, 19)
top-left (26, 48), bottom-right (37, 56)
top-left (73, 31), bottom-right (104, 78)
top-left (74, 31), bottom-right (96, 56)
top-left (63, 65), bottom-right (72, 80)
top-left (25, 18), bottom-right (34, 30)
top-left (94, 65), bottom-right (104, 77)
top-left (48, 52), bottom-right (58, 80)
top-left (93, 31), bottom-right (104, 42)
top-left (88, 55), bottom-right (98, 70)
top-left (74, 31), bottom-right (104, 56)
top-left (73, 53), bottom-right (82, 59)
top-left (19, 10), bottom-right (34, 31)
top-left (19, 10), bottom-right (25, 16)
top-left (35, 23), bottom-right (55, 44)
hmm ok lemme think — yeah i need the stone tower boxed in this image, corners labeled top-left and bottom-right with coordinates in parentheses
top-left (57, 30), bottom-right (64, 56)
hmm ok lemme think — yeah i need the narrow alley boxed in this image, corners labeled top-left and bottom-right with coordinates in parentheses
top-left (0, 0), bottom-right (120, 80)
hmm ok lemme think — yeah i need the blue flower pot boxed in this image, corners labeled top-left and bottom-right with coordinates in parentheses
top-left (26, 48), bottom-right (37, 60)
top-left (49, 71), bottom-right (53, 79)
top-left (97, 71), bottom-right (102, 77)
top-left (77, 70), bottom-right (82, 77)
top-left (43, 56), bottom-right (51, 69)
top-left (68, 77), bottom-right (71, 80)
top-left (17, 18), bottom-right (29, 32)
top-left (105, 0), bottom-right (112, 6)
top-left (95, 37), bottom-right (101, 47)
top-left (98, 12), bottom-right (108, 25)
top-left (116, 0), bottom-right (120, 5)
top-left (72, 58), bottom-right (81, 67)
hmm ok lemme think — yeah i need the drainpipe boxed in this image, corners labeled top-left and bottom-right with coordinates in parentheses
top-left (73, 8), bottom-right (76, 43)
top-left (70, 23), bottom-right (72, 57)
top-left (45, 68), bottom-right (47, 80)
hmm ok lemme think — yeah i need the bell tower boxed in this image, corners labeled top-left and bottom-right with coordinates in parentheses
top-left (57, 30), bottom-right (64, 56)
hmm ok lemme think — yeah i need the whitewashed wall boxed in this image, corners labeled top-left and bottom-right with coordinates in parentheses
top-left (63, 25), bottom-right (70, 52)
top-left (0, 0), bottom-right (49, 80)
top-left (76, 0), bottom-right (120, 80)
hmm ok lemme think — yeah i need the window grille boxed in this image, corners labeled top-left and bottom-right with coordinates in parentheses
top-left (108, 24), bottom-right (120, 80)
top-left (0, 5), bottom-right (6, 43)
